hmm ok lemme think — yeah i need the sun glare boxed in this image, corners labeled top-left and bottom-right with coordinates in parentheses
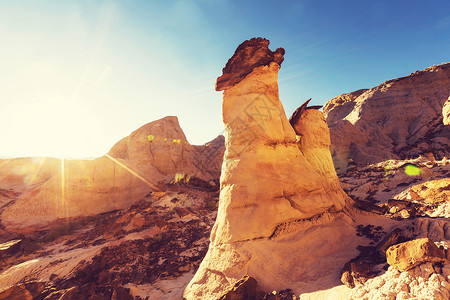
top-left (22, 104), bottom-right (96, 159)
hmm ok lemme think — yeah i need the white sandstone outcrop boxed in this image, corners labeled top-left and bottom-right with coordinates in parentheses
top-left (183, 38), bottom-right (359, 299)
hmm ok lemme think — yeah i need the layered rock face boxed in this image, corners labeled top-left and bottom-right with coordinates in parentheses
top-left (324, 63), bottom-right (450, 173)
top-left (0, 116), bottom-right (224, 231)
top-left (184, 38), bottom-right (357, 299)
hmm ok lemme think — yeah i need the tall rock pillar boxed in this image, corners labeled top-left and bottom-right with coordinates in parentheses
top-left (184, 38), bottom-right (356, 299)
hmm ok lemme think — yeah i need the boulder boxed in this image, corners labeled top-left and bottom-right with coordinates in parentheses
top-left (218, 275), bottom-right (264, 300)
top-left (386, 238), bottom-right (445, 271)
top-left (183, 38), bottom-right (357, 299)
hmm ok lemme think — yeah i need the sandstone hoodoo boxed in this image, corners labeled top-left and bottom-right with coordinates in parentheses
top-left (323, 63), bottom-right (450, 173)
top-left (183, 38), bottom-right (359, 299)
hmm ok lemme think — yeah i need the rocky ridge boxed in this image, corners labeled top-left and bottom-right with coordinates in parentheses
top-left (324, 63), bottom-right (450, 174)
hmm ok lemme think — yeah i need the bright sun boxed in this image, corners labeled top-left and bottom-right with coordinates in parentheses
top-left (26, 105), bottom-right (95, 159)
top-left (2, 59), bottom-right (114, 159)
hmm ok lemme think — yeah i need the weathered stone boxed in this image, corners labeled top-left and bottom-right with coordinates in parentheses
top-left (386, 238), bottom-right (445, 271)
top-left (353, 200), bottom-right (387, 215)
top-left (111, 285), bottom-right (133, 300)
top-left (261, 289), bottom-right (296, 300)
top-left (124, 213), bottom-right (146, 232)
top-left (0, 281), bottom-right (45, 300)
top-left (0, 239), bottom-right (22, 257)
top-left (216, 37), bottom-right (285, 91)
top-left (0, 286), bottom-right (32, 300)
top-left (340, 244), bottom-right (386, 288)
top-left (376, 228), bottom-right (407, 255)
top-left (218, 275), bottom-right (264, 300)
top-left (45, 286), bottom-right (80, 300)
top-left (395, 178), bottom-right (450, 204)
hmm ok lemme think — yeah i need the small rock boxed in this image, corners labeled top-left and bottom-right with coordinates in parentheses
top-left (376, 228), bottom-right (407, 255)
top-left (386, 238), bottom-right (445, 271)
top-left (218, 275), bottom-right (264, 300)
top-left (111, 286), bottom-right (133, 300)
top-left (399, 209), bottom-right (410, 219)
top-left (124, 213), bottom-right (146, 232)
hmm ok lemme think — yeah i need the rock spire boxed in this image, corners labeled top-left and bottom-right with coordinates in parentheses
top-left (184, 38), bottom-right (357, 299)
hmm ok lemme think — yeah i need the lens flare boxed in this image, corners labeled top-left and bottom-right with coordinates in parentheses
top-left (404, 164), bottom-right (423, 176)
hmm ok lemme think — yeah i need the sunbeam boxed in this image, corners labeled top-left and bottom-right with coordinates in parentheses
top-left (28, 157), bottom-right (46, 185)
top-left (104, 154), bottom-right (161, 191)
top-left (60, 158), bottom-right (68, 218)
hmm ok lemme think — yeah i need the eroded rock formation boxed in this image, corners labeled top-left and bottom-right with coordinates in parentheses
top-left (323, 63), bottom-right (450, 173)
top-left (184, 38), bottom-right (359, 299)
top-left (0, 116), bottom-right (224, 231)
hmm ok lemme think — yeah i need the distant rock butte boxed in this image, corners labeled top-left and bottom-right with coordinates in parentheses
top-left (324, 63), bottom-right (450, 173)
top-left (184, 38), bottom-right (358, 299)
top-left (0, 116), bottom-right (224, 231)
top-left (107, 116), bottom-right (223, 180)
top-left (215, 37), bottom-right (285, 91)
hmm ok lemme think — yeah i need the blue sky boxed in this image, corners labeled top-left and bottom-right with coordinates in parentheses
top-left (0, 0), bottom-right (449, 158)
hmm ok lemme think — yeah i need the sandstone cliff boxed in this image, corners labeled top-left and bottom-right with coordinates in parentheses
top-left (183, 38), bottom-right (360, 299)
top-left (324, 63), bottom-right (450, 173)
top-left (0, 116), bottom-right (224, 231)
